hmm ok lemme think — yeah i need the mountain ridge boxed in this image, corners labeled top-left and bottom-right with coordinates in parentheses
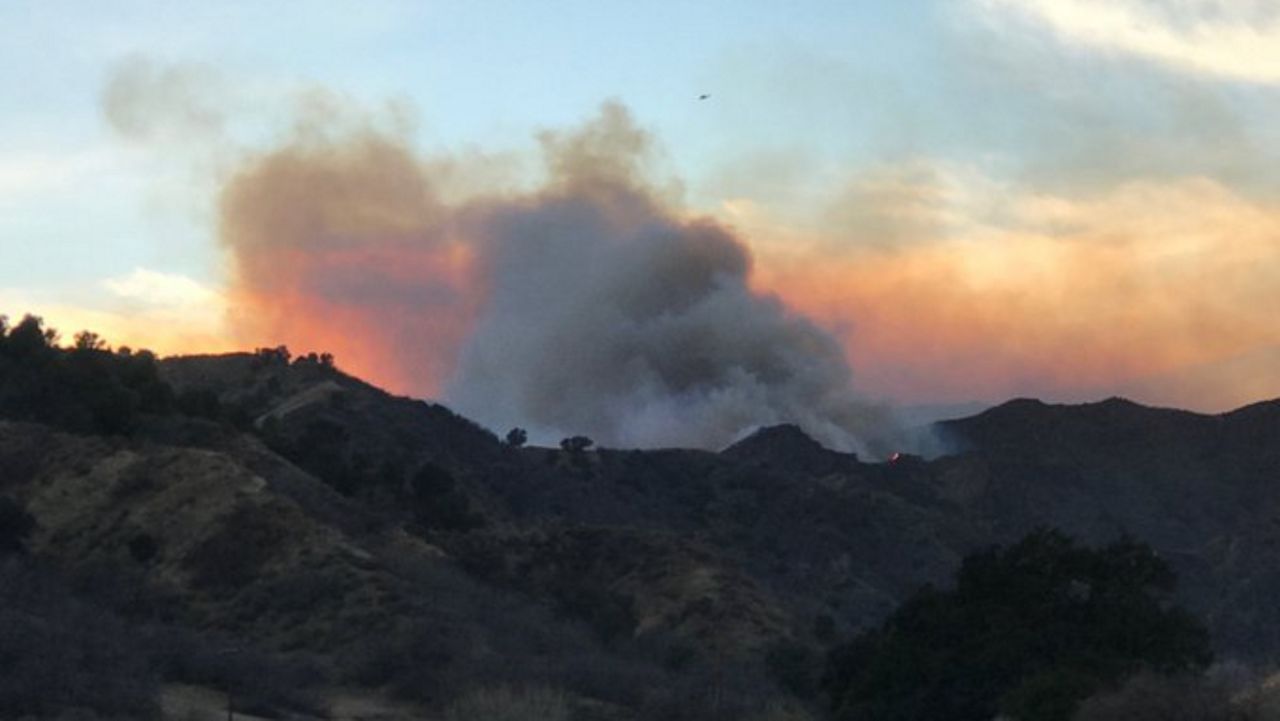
top-left (5, 342), bottom-right (1280, 718)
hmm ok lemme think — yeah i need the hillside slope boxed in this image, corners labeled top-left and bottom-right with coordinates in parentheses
top-left (5, 339), bottom-right (1280, 718)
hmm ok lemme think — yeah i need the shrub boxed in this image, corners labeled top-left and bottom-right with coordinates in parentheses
top-left (560, 436), bottom-right (594, 454)
top-left (765, 638), bottom-right (819, 699)
top-left (0, 560), bottom-right (159, 718)
top-left (0, 497), bottom-right (35, 554)
top-left (823, 529), bottom-right (1212, 721)
top-left (408, 463), bottom-right (483, 531)
top-left (184, 505), bottom-right (283, 590)
top-left (746, 701), bottom-right (818, 721)
top-left (0, 316), bottom-right (175, 435)
top-left (442, 685), bottom-right (571, 721)
top-left (143, 625), bottom-right (323, 717)
top-left (128, 533), bottom-right (159, 565)
top-left (1073, 672), bottom-right (1246, 721)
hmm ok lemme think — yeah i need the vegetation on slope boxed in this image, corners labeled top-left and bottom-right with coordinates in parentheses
top-left (823, 530), bottom-right (1211, 721)
top-left (0, 315), bottom-right (173, 434)
top-left (2, 314), bottom-right (1279, 721)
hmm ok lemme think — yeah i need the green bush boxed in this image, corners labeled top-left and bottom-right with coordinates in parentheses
top-left (823, 529), bottom-right (1212, 721)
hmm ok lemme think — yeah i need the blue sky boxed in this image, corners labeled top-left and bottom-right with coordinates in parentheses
top-left (0, 2), bottom-right (911, 275)
top-left (3, 0), bottom-right (1279, 409)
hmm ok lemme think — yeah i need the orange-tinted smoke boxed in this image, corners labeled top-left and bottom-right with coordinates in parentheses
top-left (216, 103), bottom-right (907, 453)
top-left (218, 102), bottom-right (1280, 419)
top-left (219, 128), bottom-right (476, 396)
top-left (745, 175), bottom-right (1280, 410)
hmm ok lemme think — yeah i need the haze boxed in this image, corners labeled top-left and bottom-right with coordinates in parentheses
top-left (3, 0), bottom-right (1279, 448)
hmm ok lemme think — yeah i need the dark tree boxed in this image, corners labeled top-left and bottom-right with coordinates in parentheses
top-left (252, 345), bottom-right (291, 367)
top-left (505, 427), bottom-right (528, 448)
top-left (409, 462), bottom-right (457, 498)
top-left (823, 529), bottom-right (1212, 721)
top-left (5, 314), bottom-right (53, 358)
top-left (73, 330), bottom-right (107, 351)
top-left (0, 497), bottom-right (36, 554)
top-left (128, 533), bottom-right (159, 564)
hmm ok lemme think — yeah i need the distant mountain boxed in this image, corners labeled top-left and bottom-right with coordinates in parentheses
top-left (4, 341), bottom-right (1280, 718)
top-left (1128, 344), bottom-right (1280, 412)
top-left (937, 396), bottom-right (1280, 655)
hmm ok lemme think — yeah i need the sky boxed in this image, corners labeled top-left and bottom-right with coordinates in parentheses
top-left (3, 0), bottom-right (1280, 443)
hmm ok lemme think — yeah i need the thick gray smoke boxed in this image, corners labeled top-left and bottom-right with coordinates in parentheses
top-left (446, 104), bottom-right (899, 454)
top-left (210, 97), bottom-right (904, 455)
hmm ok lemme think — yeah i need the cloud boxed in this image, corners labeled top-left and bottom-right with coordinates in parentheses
top-left (0, 149), bottom-right (117, 202)
top-left (979, 0), bottom-right (1280, 83)
top-left (0, 268), bottom-right (231, 355)
top-left (102, 267), bottom-right (223, 313)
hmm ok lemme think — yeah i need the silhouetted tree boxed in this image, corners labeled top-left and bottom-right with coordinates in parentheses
top-left (5, 314), bottom-right (53, 358)
top-left (506, 427), bottom-right (528, 448)
top-left (823, 529), bottom-right (1212, 721)
top-left (73, 330), bottom-right (107, 351)
top-left (252, 345), bottom-right (291, 367)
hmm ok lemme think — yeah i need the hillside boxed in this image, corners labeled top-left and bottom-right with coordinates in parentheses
top-left (936, 397), bottom-right (1280, 656)
top-left (4, 332), bottom-right (1280, 718)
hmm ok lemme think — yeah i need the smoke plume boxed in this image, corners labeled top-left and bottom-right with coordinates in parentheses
top-left (219, 102), bottom-right (901, 454)
top-left (219, 123), bottom-right (473, 396)
top-left (103, 57), bottom-right (228, 143)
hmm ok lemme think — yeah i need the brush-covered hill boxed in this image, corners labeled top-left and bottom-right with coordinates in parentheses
top-left (935, 396), bottom-right (1280, 656)
top-left (3, 319), bottom-right (1280, 718)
